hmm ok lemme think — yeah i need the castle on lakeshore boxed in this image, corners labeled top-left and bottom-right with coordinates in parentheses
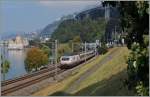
top-left (8, 36), bottom-right (29, 50)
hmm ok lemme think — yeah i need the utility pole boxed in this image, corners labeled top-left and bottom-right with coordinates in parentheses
top-left (95, 41), bottom-right (97, 56)
top-left (105, 4), bottom-right (110, 22)
top-left (84, 42), bottom-right (86, 62)
top-left (1, 45), bottom-right (3, 75)
top-left (51, 42), bottom-right (55, 65)
top-left (54, 40), bottom-right (58, 81)
top-left (114, 26), bottom-right (116, 46)
top-left (115, 26), bottom-right (116, 40)
top-left (72, 43), bottom-right (74, 53)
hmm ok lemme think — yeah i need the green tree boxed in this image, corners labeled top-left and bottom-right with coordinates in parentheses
top-left (72, 36), bottom-right (83, 53)
top-left (58, 44), bottom-right (72, 56)
top-left (1, 55), bottom-right (10, 81)
top-left (40, 44), bottom-right (51, 57)
top-left (103, 1), bottom-right (149, 95)
top-left (72, 36), bottom-right (82, 43)
top-left (29, 38), bottom-right (41, 47)
top-left (25, 47), bottom-right (49, 72)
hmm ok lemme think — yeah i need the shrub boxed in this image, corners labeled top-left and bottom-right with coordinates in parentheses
top-left (136, 81), bottom-right (149, 96)
top-left (127, 41), bottom-right (149, 95)
top-left (97, 44), bottom-right (108, 55)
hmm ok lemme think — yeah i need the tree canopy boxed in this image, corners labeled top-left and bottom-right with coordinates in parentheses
top-left (25, 47), bottom-right (49, 72)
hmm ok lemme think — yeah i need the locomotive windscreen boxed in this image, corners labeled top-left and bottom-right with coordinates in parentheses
top-left (61, 57), bottom-right (70, 61)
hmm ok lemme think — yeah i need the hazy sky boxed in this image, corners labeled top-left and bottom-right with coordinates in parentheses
top-left (0, 0), bottom-right (101, 36)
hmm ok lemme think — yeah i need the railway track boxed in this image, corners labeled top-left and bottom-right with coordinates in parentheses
top-left (1, 64), bottom-right (60, 86)
top-left (1, 53), bottom-right (95, 96)
top-left (1, 68), bottom-right (65, 96)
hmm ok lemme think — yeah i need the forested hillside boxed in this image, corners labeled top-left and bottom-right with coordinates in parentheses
top-left (51, 6), bottom-right (120, 43)
top-left (51, 18), bottom-right (106, 43)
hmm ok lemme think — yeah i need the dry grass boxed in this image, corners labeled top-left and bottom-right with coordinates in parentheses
top-left (73, 47), bottom-right (134, 95)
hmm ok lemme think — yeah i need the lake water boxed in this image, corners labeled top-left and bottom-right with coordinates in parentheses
top-left (0, 46), bottom-right (27, 81)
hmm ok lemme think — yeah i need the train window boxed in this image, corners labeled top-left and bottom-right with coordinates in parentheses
top-left (62, 57), bottom-right (70, 61)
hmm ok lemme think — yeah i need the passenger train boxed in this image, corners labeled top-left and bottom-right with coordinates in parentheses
top-left (60, 51), bottom-right (95, 68)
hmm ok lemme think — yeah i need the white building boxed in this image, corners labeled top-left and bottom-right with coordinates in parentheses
top-left (8, 36), bottom-right (29, 50)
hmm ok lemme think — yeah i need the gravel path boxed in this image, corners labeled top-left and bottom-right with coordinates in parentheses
top-left (65, 48), bottom-right (120, 94)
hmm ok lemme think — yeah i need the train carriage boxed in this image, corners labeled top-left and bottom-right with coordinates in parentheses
top-left (60, 50), bottom-right (95, 68)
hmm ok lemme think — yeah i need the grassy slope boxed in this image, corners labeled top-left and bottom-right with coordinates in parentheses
top-left (32, 47), bottom-right (132, 96)
top-left (74, 47), bottom-right (134, 95)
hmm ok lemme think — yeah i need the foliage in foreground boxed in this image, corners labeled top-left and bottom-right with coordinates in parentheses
top-left (103, 1), bottom-right (149, 95)
top-left (127, 39), bottom-right (149, 95)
